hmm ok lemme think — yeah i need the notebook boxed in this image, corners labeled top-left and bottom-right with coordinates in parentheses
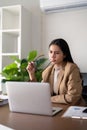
top-left (6, 81), bottom-right (62, 116)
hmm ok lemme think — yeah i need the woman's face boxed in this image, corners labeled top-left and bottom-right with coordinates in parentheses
top-left (49, 44), bottom-right (65, 66)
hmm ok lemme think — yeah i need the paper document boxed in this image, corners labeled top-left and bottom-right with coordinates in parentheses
top-left (0, 94), bottom-right (8, 106)
top-left (0, 124), bottom-right (14, 130)
top-left (62, 106), bottom-right (87, 119)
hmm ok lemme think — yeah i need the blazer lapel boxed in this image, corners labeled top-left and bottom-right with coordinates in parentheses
top-left (49, 68), bottom-right (54, 95)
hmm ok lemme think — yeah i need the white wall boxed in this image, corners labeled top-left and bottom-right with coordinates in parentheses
top-left (42, 8), bottom-right (87, 72)
top-left (0, 0), bottom-right (42, 55)
top-left (0, 1), bottom-right (87, 72)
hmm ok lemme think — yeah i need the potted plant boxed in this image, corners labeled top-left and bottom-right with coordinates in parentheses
top-left (0, 50), bottom-right (48, 94)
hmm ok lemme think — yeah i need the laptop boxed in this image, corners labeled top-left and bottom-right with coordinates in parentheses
top-left (6, 81), bottom-right (63, 116)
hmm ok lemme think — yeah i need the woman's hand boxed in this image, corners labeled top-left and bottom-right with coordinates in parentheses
top-left (27, 62), bottom-right (35, 73)
top-left (51, 96), bottom-right (57, 103)
top-left (26, 62), bottom-right (36, 81)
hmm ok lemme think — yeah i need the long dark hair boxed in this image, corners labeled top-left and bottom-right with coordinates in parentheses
top-left (49, 38), bottom-right (74, 63)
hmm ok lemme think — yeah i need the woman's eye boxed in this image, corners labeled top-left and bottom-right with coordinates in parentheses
top-left (54, 52), bottom-right (59, 54)
top-left (49, 51), bottom-right (60, 55)
top-left (50, 51), bottom-right (52, 53)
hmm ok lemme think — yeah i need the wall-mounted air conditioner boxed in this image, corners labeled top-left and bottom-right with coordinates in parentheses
top-left (40, 0), bottom-right (87, 13)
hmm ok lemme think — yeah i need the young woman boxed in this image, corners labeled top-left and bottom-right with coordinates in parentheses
top-left (26, 38), bottom-right (83, 105)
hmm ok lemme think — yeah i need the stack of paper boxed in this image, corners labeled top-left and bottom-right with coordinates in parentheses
top-left (62, 106), bottom-right (87, 119)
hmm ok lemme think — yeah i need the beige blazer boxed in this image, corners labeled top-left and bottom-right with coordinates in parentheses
top-left (42, 62), bottom-right (83, 105)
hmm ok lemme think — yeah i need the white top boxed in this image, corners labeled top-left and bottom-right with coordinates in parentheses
top-left (53, 68), bottom-right (61, 94)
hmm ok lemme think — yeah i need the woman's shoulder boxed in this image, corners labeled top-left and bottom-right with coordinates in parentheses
top-left (65, 62), bottom-right (80, 71)
top-left (66, 62), bottom-right (78, 67)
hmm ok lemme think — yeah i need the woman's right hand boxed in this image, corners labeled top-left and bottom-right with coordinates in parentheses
top-left (26, 62), bottom-right (36, 81)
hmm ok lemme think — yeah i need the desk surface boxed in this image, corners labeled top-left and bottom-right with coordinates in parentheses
top-left (0, 104), bottom-right (87, 130)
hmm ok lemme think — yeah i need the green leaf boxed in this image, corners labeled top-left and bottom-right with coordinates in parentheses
top-left (35, 58), bottom-right (47, 68)
top-left (35, 70), bottom-right (43, 82)
top-left (27, 50), bottom-right (37, 62)
top-left (0, 50), bottom-right (48, 82)
top-left (2, 63), bottom-right (18, 71)
top-left (10, 56), bottom-right (21, 63)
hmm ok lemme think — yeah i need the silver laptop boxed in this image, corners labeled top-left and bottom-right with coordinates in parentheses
top-left (6, 82), bottom-right (63, 116)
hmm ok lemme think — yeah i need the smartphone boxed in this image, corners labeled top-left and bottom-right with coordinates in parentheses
top-left (83, 108), bottom-right (87, 113)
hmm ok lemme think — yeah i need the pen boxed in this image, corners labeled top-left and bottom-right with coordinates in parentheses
top-left (71, 116), bottom-right (80, 119)
top-left (71, 116), bottom-right (87, 119)
top-left (82, 117), bottom-right (87, 119)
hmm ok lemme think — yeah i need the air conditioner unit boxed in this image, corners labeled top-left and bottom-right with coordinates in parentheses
top-left (40, 0), bottom-right (87, 13)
